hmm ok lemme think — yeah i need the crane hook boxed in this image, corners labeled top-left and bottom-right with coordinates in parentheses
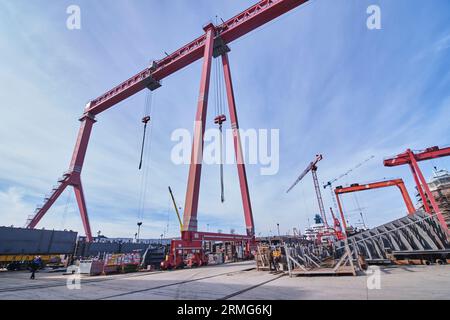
top-left (138, 116), bottom-right (151, 170)
top-left (215, 115), bottom-right (226, 203)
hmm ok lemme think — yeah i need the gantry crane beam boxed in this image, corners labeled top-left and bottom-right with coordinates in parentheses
top-left (334, 178), bottom-right (415, 232)
top-left (85, 0), bottom-right (309, 116)
top-left (383, 146), bottom-right (450, 233)
top-left (27, 0), bottom-right (310, 242)
top-left (384, 146), bottom-right (450, 167)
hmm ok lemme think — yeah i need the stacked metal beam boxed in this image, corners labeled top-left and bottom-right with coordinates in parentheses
top-left (0, 227), bottom-right (77, 255)
top-left (335, 210), bottom-right (450, 263)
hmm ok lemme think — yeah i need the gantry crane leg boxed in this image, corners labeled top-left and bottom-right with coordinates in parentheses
top-left (408, 162), bottom-right (431, 213)
top-left (408, 150), bottom-right (448, 231)
top-left (26, 113), bottom-right (95, 242)
top-left (182, 24), bottom-right (215, 236)
top-left (182, 27), bottom-right (256, 239)
top-left (222, 52), bottom-right (255, 237)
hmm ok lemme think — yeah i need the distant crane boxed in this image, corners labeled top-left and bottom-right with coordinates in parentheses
top-left (384, 145), bottom-right (450, 233)
top-left (328, 207), bottom-right (344, 240)
top-left (287, 154), bottom-right (328, 227)
top-left (323, 155), bottom-right (375, 211)
top-left (168, 186), bottom-right (183, 231)
top-left (335, 178), bottom-right (416, 232)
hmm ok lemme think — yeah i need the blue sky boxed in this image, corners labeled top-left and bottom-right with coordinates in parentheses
top-left (0, 0), bottom-right (449, 239)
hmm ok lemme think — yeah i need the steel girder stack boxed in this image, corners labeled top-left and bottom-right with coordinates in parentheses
top-left (335, 210), bottom-right (450, 264)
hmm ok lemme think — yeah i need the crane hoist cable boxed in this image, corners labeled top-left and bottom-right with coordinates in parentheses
top-left (137, 90), bottom-right (154, 223)
top-left (138, 116), bottom-right (151, 170)
top-left (139, 91), bottom-right (153, 170)
top-left (214, 55), bottom-right (226, 203)
top-left (323, 155), bottom-right (375, 212)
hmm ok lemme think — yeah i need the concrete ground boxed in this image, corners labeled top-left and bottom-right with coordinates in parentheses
top-left (0, 262), bottom-right (449, 300)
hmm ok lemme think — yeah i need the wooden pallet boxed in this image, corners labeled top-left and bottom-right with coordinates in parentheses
top-left (290, 266), bottom-right (356, 276)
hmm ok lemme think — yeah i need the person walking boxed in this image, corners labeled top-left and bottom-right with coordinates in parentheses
top-left (30, 256), bottom-right (41, 280)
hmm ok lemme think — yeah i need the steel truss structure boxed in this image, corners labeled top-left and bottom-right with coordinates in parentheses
top-left (335, 210), bottom-right (450, 263)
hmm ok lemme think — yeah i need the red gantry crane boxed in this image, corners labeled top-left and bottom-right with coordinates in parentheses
top-left (384, 146), bottom-right (450, 233)
top-left (334, 178), bottom-right (416, 233)
top-left (26, 0), bottom-right (310, 266)
top-left (287, 154), bottom-right (328, 227)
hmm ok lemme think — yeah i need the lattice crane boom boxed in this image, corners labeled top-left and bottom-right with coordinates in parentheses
top-left (287, 154), bottom-right (328, 227)
top-left (287, 154), bottom-right (322, 193)
top-left (324, 155), bottom-right (375, 189)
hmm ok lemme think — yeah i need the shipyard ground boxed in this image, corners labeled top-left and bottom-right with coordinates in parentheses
top-left (0, 261), bottom-right (449, 300)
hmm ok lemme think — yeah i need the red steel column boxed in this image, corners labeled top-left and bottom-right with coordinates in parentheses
top-left (335, 192), bottom-right (348, 237)
top-left (409, 152), bottom-right (448, 232)
top-left (68, 113), bottom-right (95, 241)
top-left (221, 52), bottom-right (255, 237)
top-left (72, 177), bottom-right (93, 242)
top-left (69, 113), bottom-right (96, 174)
top-left (396, 182), bottom-right (415, 215)
top-left (182, 24), bottom-right (215, 233)
top-left (409, 159), bottom-right (431, 213)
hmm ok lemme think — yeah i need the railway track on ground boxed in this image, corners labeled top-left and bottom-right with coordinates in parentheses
top-left (0, 263), bottom-right (254, 295)
top-left (98, 268), bottom-right (257, 300)
top-left (0, 264), bottom-right (284, 300)
top-left (0, 269), bottom-right (166, 293)
top-left (218, 274), bottom-right (285, 300)
top-left (98, 268), bottom-right (284, 300)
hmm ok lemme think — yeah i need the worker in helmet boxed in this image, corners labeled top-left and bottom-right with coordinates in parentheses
top-left (269, 248), bottom-right (280, 273)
